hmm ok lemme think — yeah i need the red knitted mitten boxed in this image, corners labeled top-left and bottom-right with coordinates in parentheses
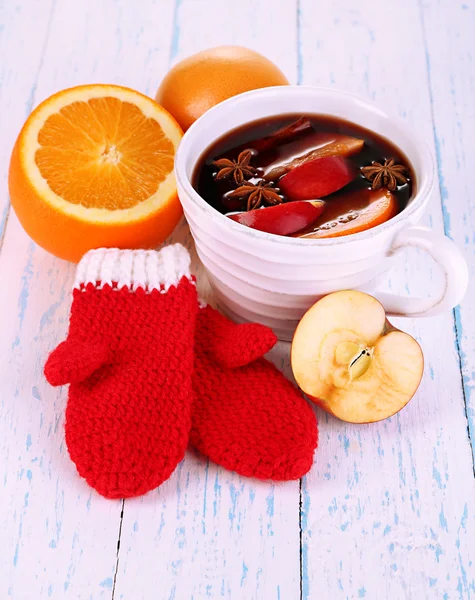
top-left (44, 245), bottom-right (197, 499)
top-left (191, 306), bottom-right (318, 480)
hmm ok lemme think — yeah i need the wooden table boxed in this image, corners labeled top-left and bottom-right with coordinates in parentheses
top-left (1, 1), bottom-right (474, 598)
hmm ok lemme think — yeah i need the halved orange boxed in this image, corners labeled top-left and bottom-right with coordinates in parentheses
top-left (9, 84), bottom-right (183, 262)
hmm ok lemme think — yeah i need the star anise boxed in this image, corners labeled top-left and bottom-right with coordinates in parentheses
top-left (227, 180), bottom-right (283, 211)
top-left (361, 158), bottom-right (409, 191)
top-left (213, 149), bottom-right (257, 185)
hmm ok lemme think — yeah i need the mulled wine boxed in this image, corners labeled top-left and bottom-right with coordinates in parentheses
top-left (192, 114), bottom-right (415, 238)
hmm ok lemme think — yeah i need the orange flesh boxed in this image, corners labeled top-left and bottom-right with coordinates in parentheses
top-left (35, 98), bottom-right (175, 209)
top-left (298, 189), bottom-right (399, 239)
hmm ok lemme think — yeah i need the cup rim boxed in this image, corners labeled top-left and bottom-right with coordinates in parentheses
top-left (175, 85), bottom-right (435, 246)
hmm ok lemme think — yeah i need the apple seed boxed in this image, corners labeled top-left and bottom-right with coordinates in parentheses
top-left (348, 349), bottom-right (373, 381)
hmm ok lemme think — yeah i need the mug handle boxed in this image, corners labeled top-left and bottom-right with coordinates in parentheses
top-left (374, 226), bottom-right (468, 317)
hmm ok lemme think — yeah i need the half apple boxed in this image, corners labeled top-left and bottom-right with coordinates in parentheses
top-left (291, 290), bottom-right (424, 423)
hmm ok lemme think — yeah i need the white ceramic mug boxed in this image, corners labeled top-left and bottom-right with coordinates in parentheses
top-left (175, 86), bottom-right (468, 341)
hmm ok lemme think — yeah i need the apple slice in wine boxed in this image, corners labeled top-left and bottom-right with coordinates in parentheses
top-left (264, 135), bottom-right (364, 181)
top-left (278, 156), bottom-right (356, 201)
top-left (227, 200), bottom-right (325, 236)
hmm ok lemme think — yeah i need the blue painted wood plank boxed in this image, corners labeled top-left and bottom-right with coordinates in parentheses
top-left (297, 0), bottom-right (475, 597)
top-left (420, 0), bottom-right (475, 467)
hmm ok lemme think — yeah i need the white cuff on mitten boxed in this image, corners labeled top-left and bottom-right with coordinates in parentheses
top-left (74, 244), bottom-right (192, 292)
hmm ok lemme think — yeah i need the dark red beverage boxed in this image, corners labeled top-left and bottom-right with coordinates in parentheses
top-left (192, 114), bottom-right (415, 238)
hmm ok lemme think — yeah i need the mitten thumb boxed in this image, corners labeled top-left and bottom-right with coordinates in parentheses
top-left (200, 306), bottom-right (277, 368)
top-left (44, 338), bottom-right (109, 386)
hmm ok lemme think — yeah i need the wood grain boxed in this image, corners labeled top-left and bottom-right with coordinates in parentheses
top-left (0, 0), bottom-right (473, 598)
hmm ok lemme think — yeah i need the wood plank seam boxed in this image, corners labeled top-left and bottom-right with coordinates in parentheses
top-left (296, 6), bottom-right (305, 599)
top-left (418, 0), bottom-right (475, 475)
top-left (0, 205), bottom-right (11, 255)
top-left (453, 304), bottom-right (475, 470)
top-left (169, 0), bottom-right (182, 64)
top-left (451, 311), bottom-right (475, 476)
top-left (296, 0), bottom-right (303, 85)
top-left (298, 478), bottom-right (304, 600)
top-left (111, 500), bottom-right (125, 600)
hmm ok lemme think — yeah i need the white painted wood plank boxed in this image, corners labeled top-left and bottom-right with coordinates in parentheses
top-left (113, 2), bottom-right (301, 600)
top-left (0, 215), bottom-right (122, 600)
top-left (0, 1), bottom-right (176, 598)
top-left (298, 0), bottom-right (475, 598)
top-left (115, 457), bottom-right (299, 600)
top-left (420, 0), bottom-right (475, 464)
top-left (168, 0), bottom-right (297, 83)
top-left (0, 0), bottom-right (55, 244)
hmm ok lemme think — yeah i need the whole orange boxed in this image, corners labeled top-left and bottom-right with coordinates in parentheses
top-left (155, 46), bottom-right (289, 131)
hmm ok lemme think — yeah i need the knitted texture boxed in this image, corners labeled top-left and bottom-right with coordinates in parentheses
top-left (44, 245), bottom-right (197, 499)
top-left (191, 306), bottom-right (318, 480)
